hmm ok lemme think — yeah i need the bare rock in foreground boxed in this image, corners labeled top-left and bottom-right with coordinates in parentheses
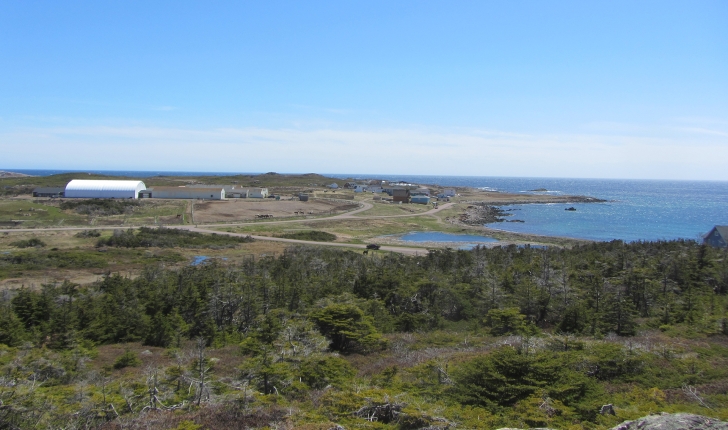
top-left (612, 413), bottom-right (728, 430)
top-left (495, 413), bottom-right (728, 430)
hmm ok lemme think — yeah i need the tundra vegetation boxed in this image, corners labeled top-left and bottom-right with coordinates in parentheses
top-left (96, 227), bottom-right (254, 249)
top-left (275, 230), bottom-right (338, 242)
top-left (0, 240), bottom-right (727, 429)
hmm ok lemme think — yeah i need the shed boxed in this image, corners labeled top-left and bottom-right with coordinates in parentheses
top-left (443, 188), bottom-right (456, 197)
top-left (328, 183), bottom-right (339, 189)
top-left (704, 226), bottom-right (728, 248)
top-left (248, 188), bottom-right (269, 198)
top-left (392, 188), bottom-right (410, 203)
top-left (299, 194), bottom-right (310, 202)
top-left (32, 187), bottom-right (65, 197)
top-left (149, 187), bottom-right (225, 200)
top-left (65, 180), bottom-right (146, 199)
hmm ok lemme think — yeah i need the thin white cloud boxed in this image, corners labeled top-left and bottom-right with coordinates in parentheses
top-left (1, 124), bottom-right (727, 180)
top-left (675, 127), bottom-right (728, 137)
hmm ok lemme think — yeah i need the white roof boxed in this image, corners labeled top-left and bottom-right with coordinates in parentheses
top-left (65, 180), bottom-right (147, 198)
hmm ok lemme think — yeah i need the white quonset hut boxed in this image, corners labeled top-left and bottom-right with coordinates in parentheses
top-left (64, 180), bottom-right (147, 199)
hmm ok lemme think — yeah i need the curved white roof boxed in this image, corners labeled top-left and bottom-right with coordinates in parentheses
top-left (65, 180), bottom-right (147, 199)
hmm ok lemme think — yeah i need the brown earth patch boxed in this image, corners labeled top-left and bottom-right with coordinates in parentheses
top-left (192, 199), bottom-right (358, 223)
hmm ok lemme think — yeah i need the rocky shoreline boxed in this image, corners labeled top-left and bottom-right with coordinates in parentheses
top-left (456, 203), bottom-right (512, 225)
top-left (454, 195), bottom-right (607, 225)
top-left (0, 170), bottom-right (33, 178)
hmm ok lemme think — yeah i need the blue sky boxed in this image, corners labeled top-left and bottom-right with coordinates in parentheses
top-left (1, 1), bottom-right (727, 179)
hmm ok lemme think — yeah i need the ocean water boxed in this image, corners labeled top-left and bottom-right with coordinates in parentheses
top-left (5, 169), bottom-right (727, 242)
top-left (336, 175), bottom-right (728, 242)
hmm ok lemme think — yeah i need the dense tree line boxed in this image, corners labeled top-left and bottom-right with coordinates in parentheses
top-left (1, 239), bottom-right (728, 428)
top-left (2, 239), bottom-right (727, 350)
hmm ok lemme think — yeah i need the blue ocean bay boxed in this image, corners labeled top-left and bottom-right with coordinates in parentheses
top-left (337, 175), bottom-right (728, 242)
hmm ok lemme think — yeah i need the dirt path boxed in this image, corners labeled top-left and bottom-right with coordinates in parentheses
top-left (0, 201), bottom-right (454, 255)
top-left (187, 226), bottom-right (428, 256)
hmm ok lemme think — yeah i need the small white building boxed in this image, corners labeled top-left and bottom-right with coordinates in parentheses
top-left (248, 188), bottom-right (269, 198)
top-left (354, 185), bottom-right (366, 193)
top-left (65, 180), bottom-right (147, 199)
top-left (328, 183), bottom-right (339, 189)
top-left (368, 186), bottom-right (383, 193)
top-left (443, 188), bottom-right (456, 197)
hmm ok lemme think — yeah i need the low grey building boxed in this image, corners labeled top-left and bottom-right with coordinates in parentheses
top-left (33, 187), bottom-right (65, 197)
top-left (147, 187), bottom-right (225, 200)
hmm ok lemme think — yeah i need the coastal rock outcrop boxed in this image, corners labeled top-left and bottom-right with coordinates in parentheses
top-left (458, 203), bottom-right (512, 225)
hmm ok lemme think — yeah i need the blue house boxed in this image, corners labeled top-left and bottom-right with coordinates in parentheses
top-left (410, 195), bottom-right (430, 205)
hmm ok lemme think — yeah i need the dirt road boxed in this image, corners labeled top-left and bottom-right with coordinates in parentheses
top-left (0, 202), bottom-right (455, 255)
top-left (187, 227), bottom-right (427, 256)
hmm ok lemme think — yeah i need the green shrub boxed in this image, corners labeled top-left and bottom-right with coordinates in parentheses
top-left (484, 308), bottom-right (536, 336)
top-left (299, 356), bottom-right (355, 389)
top-left (113, 350), bottom-right (141, 369)
top-left (309, 304), bottom-right (386, 353)
top-left (74, 230), bottom-right (101, 238)
top-left (450, 346), bottom-right (599, 412)
top-left (277, 231), bottom-right (337, 242)
top-left (10, 238), bottom-right (46, 248)
top-left (96, 227), bottom-right (253, 248)
top-left (60, 199), bottom-right (140, 216)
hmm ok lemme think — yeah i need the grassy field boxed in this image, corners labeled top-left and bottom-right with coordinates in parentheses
top-left (217, 215), bottom-right (470, 242)
top-left (0, 199), bottom-right (86, 227)
top-left (0, 199), bottom-right (189, 227)
top-left (0, 228), bottom-right (288, 288)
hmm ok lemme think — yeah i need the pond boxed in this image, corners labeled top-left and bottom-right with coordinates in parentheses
top-left (191, 256), bottom-right (228, 266)
top-left (191, 256), bottom-right (209, 266)
top-left (399, 232), bottom-right (499, 248)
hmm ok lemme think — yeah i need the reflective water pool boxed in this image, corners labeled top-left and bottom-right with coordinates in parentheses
top-left (191, 256), bottom-right (228, 265)
top-left (399, 232), bottom-right (499, 244)
top-left (191, 256), bottom-right (210, 265)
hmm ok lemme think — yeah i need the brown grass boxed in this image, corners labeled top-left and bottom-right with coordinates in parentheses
top-left (193, 199), bottom-right (356, 223)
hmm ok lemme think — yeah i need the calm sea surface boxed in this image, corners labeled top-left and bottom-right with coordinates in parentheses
top-left (336, 174), bottom-right (728, 242)
top-left (6, 170), bottom-right (728, 242)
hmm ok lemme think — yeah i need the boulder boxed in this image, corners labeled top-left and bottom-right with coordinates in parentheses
top-left (612, 413), bottom-right (728, 430)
